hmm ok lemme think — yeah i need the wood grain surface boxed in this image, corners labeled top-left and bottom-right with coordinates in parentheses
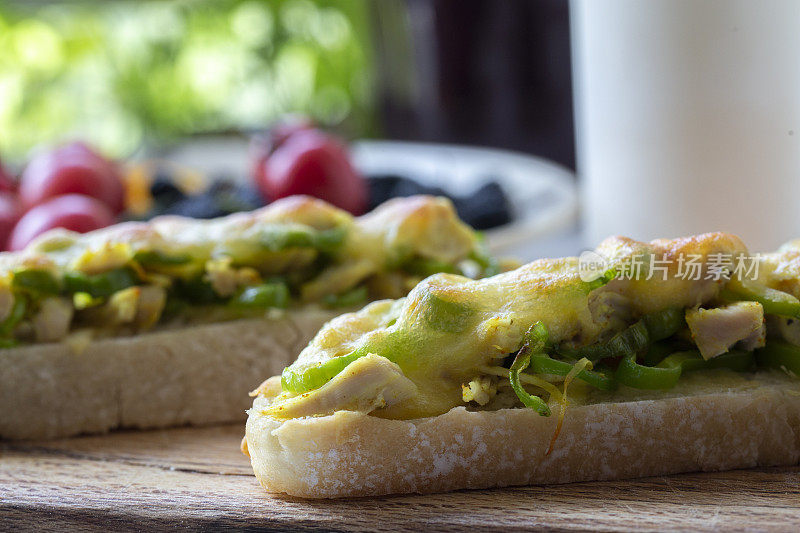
top-left (1, 423), bottom-right (799, 532)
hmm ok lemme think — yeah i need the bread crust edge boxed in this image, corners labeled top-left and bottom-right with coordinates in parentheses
top-left (245, 373), bottom-right (800, 498)
top-left (0, 308), bottom-right (338, 440)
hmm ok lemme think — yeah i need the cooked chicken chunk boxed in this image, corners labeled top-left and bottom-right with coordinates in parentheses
top-left (33, 297), bottom-right (74, 342)
top-left (205, 257), bottom-right (260, 297)
top-left (770, 316), bottom-right (800, 346)
top-left (686, 302), bottom-right (764, 359)
top-left (265, 354), bottom-right (417, 419)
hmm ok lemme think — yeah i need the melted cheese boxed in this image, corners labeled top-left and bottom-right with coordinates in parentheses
top-left (0, 195), bottom-right (476, 280)
top-left (276, 232), bottom-right (749, 420)
top-left (0, 195), bottom-right (480, 344)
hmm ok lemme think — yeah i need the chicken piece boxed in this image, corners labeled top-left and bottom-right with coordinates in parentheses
top-left (33, 297), bottom-right (74, 342)
top-left (108, 287), bottom-right (139, 324)
top-left (738, 322), bottom-right (767, 351)
top-left (685, 301), bottom-right (764, 360)
top-left (264, 354), bottom-right (417, 419)
top-left (135, 285), bottom-right (167, 330)
top-left (300, 259), bottom-right (375, 302)
top-left (462, 376), bottom-right (497, 405)
top-left (770, 316), bottom-right (800, 346)
top-left (205, 257), bottom-right (260, 297)
top-left (99, 285), bottom-right (166, 330)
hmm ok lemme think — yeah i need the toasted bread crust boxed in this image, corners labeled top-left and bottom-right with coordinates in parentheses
top-left (0, 308), bottom-right (338, 440)
top-left (245, 372), bottom-right (800, 498)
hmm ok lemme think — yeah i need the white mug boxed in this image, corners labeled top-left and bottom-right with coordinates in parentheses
top-left (571, 0), bottom-right (800, 252)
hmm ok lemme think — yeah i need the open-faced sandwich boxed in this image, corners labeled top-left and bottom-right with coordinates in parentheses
top-left (0, 195), bottom-right (498, 439)
top-left (244, 232), bottom-right (800, 498)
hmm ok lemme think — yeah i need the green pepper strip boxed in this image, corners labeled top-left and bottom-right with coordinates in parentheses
top-left (560, 308), bottom-right (682, 363)
top-left (755, 341), bottom-right (800, 375)
top-left (659, 349), bottom-right (755, 372)
top-left (618, 349), bottom-right (755, 390)
top-left (642, 341), bottom-right (678, 367)
top-left (564, 321), bottom-right (649, 362)
top-left (0, 296), bottom-right (27, 338)
top-left (314, 227), bottom-right (348, 253)
top-left (12, 269), bottom-right (61, 295)
top-left (616, 354), bottom-right (681, 389)
top-left (643, 307), bottom-right (685, 342)
top-left (720, 282), bottom-right (800, 318)
top-left (261, 226), bottom-right (346, 253)
top-left (133, 250), bottom-right (192, 266)
top-left (173, 277), bottom-right (222, 304)
top-left (528, 354), bottom-right (616, 391)
top-left (508, 322), bottom-right (552, 416)
top-left (230, 282), bottom-right (290, 309)
top-left (583, 267), bottom-right (619, 292)
top-left (63, 267), bottom-right (139, 298)
top-left (281, 350), bottom-right (364, 393)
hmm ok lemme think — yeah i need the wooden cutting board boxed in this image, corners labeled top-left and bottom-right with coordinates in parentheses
top-left (1, 424), bottom-right (799, 532)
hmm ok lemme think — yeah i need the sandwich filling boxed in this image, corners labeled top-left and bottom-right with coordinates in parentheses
top-left (0, 195), bottom-right (496, 347)
top-left (263, 232), bottom-right (800, 425)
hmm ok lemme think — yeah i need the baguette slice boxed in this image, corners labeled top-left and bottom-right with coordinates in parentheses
top-left (1, 308), bottom-right (337, 440)
top-left (245, 371), bottom-right (800, 498)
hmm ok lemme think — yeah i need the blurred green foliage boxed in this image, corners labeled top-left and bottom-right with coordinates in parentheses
top-left (0, 0), bottom-right (374, 161)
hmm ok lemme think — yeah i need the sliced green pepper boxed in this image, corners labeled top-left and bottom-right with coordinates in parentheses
top-left (616, 354), bottom-right (682, 389)
top-left (133, 250), bottom-right (192, 266)
top-left (261, 226), bottom-right (346, 253)
top-left (560, 308), bottom-right (682, 363)
top-left (564, 320), bottom-right (649, 363)
top-left (618, 349), bottom-right (755, 390)
top-left (313, 227), bottom-right (348, 253)
top-left (322, 286), bottom-right (368, 308)
top-left (12, 269), bottom-right (61, 295)
top-left (721, 281), bottom-right (800, 318)
top-left (658, 349), bottom-right (755, 373)
top-left (281, 328), bottom-right (414, 395)
top-left (281, 350), bottom-right (364, 393)
top-left (508, 322), bottom-right (551, 415)
top-left (642, 341), bottom-right (678, 367)
top-left (582, 267), bottom-right (619, 292)
top-left (755, 341), bottom-right (800, 375)
top-left (643, 307), bottom-right (684, 341)
top-left (173, 277), bottom-right (222, 304)
top-left (0, 295), bottom-right (27, 338)
top-left (528, 354), bottom-right (617, 391)
top-left (230, 282), bottom-right (290, 309)
top-left (63, 267), bottom-right (139, 298)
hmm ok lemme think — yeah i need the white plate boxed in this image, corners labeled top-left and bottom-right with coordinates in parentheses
top-left (351, 141), bottom-right (577, 255)
top-left (163, 138), bottom-right (578, 255)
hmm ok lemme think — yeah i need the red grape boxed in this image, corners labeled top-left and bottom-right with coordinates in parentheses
top-left (250, 117), bottom-right (315, 195)
top-left (0, 192), bottom-right (21, 250)
top-left (20, 142), bottom-right (124, 213)
top-left (256, 130), bottom-right (367, 215)
top-left (8, 194), bottom-right (115, 251)
top-left (0, 158), bottom-right (17, 193)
